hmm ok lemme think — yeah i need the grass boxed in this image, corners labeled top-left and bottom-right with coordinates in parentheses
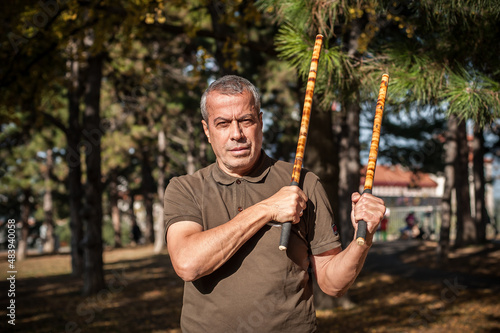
top-left (0, 241), bottom-right (499, 332)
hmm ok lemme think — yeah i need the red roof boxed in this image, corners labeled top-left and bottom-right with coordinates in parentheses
top-left (360, 165), bottom-right (437, 188)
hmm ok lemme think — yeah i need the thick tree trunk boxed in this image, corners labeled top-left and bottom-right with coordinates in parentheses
top-left (333, 99), bottom-right (361, 311)
top-left (207, 1), bottom-right (235, 75)
top-left (109, 170), bottom-right (122, 248)
top-left (154, 129), bottom-right (167, 254)
top-left (333, 22), bottom-right (363, 310)
top-left (454, 119), bottom-right (475, 247)
top-left (17, 190), bottom-right (31, 261)
top-left (67, 41), bottom-right (84, 277)
top-left (438, 115), bottom-right (458, 264)
top-left (82, 51), bottom-right (105, 295)
top-left (304, 107), bottom-right (339, 206)
top-left (304, 105), bottom-right (339, 310)
top-left (42, 149), bottom-right (56, 254)
top-left (472, 125), bottom-right (488, 243)
top-left (338, 19), bottom-right (362, 250)
top-left (338, 99), bottom-right (361, 249)
top-left (68, 136), bottom-right (84, 276)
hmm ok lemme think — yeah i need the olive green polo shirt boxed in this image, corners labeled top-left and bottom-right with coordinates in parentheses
top-left (164, 151), bottom-right (340, 332)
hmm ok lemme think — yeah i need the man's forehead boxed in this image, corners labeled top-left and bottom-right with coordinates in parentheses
top-left (206, 91), bottom-right (258, 119)
top-left (207, 90), bottom-right (252, 103)
top-left (212, 112), bottom-right (257, 121)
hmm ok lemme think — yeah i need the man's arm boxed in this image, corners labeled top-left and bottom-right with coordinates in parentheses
top-left (167, 186), bottom-right (307, 282)
top-left (310, 192), bottom-right (385, 297)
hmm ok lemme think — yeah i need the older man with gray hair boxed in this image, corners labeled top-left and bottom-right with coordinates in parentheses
top-left (164, 75), bottom-right (385, 332)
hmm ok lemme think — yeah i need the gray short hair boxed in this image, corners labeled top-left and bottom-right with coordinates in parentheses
top-left (200, 75), bottom-right (261, 122)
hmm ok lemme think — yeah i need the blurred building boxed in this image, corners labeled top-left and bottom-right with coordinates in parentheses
top-left (360, 164), bottom-right (442, 207)
top-left (359, 161), bottom-right (496, 240)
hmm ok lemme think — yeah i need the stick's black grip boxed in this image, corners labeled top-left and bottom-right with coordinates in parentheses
top-left (356, 221), bottom-right (367, 246)
top-left (279, 222), bottom-right (292, 251)
top-left (279, 181), bottom-right (300, 251)
top-left (355, 189), bottom-right (372, 246)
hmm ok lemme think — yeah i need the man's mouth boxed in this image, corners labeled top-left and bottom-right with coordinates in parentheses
top-left (229, 146), bottom-right (250, 153)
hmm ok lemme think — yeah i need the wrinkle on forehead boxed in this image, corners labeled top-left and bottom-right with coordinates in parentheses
top-left (206, 91), bottom-right (257, 122)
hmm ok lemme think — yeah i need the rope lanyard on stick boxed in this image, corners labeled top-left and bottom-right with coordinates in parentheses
top-left (355, 73), bottom-right (390, 246)
top-left (279, 34), bottom-right (324, 251)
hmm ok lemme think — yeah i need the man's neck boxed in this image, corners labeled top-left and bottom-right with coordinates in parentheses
top-left (217, 151), bottom-right (263, 178)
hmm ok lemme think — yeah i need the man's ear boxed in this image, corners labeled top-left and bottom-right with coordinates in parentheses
top-left (202, 120), bottom-right (211, 143)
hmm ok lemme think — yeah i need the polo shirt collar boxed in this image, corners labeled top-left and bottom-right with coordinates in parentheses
top-left (212, 150), bottom-right (272, 185)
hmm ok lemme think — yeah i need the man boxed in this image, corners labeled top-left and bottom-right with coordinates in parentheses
top-left (164, 75), bottom-right (385, 332)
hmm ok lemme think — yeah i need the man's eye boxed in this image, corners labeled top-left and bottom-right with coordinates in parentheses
top-left (216, 122), bottom-right (229, 128)
top-left (241, 119), bottom-right (254, 125)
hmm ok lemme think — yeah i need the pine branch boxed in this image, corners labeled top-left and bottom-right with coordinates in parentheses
top-left (41, 111), bottom-right (68, 135)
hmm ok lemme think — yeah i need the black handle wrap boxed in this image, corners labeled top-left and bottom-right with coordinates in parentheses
top-left (278, 181), bottom-right (300, 251)
top-left (355, 188), bottom-right (372, 246)
top-left (279, 223), bottom-right (292, 251)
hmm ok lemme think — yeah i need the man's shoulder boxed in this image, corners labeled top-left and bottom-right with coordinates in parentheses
top-left (271, 159), bottom-right (320, 184)
top-left (168, 163), bottom-right (216, 188)
top-left (273, 158), bottom-right (293, 169)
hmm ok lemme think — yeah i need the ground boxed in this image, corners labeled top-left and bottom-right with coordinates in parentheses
top-left (0, 239), bottom-right (499, 332)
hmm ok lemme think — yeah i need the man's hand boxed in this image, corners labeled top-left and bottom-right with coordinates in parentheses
top-left (351, 192), bottom-right (385, 244)
top-left (261, 186), bottom-right (308, 224)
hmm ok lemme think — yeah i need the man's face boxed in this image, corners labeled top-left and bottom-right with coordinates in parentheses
top-left (202, 90), bottom-right (263, 177)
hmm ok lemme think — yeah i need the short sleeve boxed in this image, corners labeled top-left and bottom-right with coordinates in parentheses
top-left (164, 177), bottom-right (203, 234)
top-left (306, 177), bottom-right (341, 255)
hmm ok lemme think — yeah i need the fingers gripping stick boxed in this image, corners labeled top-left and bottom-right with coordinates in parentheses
top-left (356, 74), bottom-right (389, 246)
top-left (279, 35), bottom-right (323, 251)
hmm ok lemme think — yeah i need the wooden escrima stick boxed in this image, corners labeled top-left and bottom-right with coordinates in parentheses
top-left (355, 74), bottom-right (390, 246)
top-left (279, 34), bottom-right (324, 251)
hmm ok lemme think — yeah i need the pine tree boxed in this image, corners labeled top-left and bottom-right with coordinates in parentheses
top-left (256, 0), bottom-right (500, 260)
top-left (385, 2), bottom-right (500, 251)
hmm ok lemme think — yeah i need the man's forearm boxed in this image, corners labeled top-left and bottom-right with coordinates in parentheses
top-left (168, 185), bottom-right (307, 282)
top-left (169, 202), bottom-right (272, 282)
top-left (318, 240), bottom-right (371, 297)
top-left (315, 192), bottom-right (384, 297)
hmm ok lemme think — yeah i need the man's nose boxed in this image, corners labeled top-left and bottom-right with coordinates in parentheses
top-left (229, 121), bottom-right (244, 140)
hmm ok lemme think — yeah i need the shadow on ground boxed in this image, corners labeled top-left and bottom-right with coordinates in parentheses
top-left (0, 240), bottom-right (499, 332)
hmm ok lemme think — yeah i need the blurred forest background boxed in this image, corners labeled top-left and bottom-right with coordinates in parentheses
top-left (1, 0), bottom-right (500, 326)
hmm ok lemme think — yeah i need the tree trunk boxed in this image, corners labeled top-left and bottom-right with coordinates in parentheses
top-left (109, 170), bottom-right (122, 248)
top-left (338, 99), bottom-right (361, 249)
top-left (207, 1), bottom-right (234, 75)
top-left (304, 106), bottom-right (339, 218)
top-left (338, 19), bottom-right (362, 249)
top-left (42, 148), bottom-right (56, 254)
top-left (129, 192), bottom-right (141, 245)
top-left (304, 104), bottom-right (339, 310)
top-left (154, 129), bottom-right (167, 254)
top-left (199, 132), bottom-right (208, 167)
top-left (67, 40), bottom-right (84, 277)
top-left (141, 148), bottom-right (155, 244)
top-left (438, 115), bottom-right (458, 264)
top-left (17, 189), bottom-right (31, 261)
top-left (334, 22), bottom-right (363, 310)
top-left (186, 116), bottom-right (197, 175)
top-left (472, 124), bottom-right (488, 243)
top-left (82, 51), bottom-right (105, 295)
top-left (454, 119), bottom-right (475, 247)
top-left (333, 98), bottom-right (361, 310)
